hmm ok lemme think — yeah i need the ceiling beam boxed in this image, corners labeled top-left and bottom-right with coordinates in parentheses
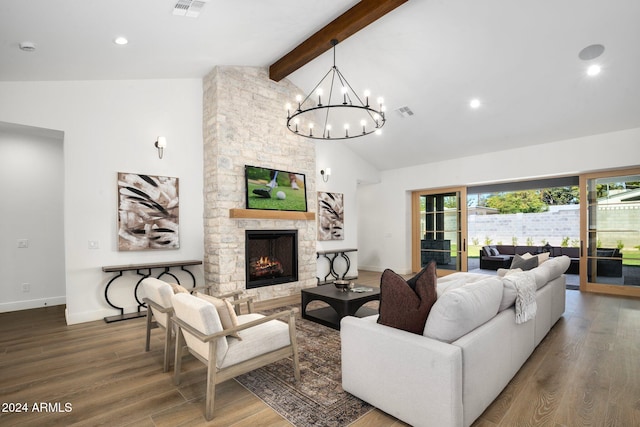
top-left (269, 0), bottom-right (408, 82)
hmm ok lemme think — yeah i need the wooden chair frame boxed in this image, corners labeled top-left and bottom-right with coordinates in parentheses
top-left (144, 289), bottom-right (254, 372)
top-left (173, 308), bottom-right (300, 421)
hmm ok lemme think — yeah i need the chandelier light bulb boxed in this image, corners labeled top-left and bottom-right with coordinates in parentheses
top-left (377, 97), bottom-right (384, 106)
top-left (375, 129), bottom-right (382, 135)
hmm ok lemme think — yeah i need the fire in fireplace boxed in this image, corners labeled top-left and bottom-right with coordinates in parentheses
top-left (245, 230), bottom-right (298, 289)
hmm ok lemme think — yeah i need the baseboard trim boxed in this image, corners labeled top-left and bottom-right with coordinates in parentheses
top-left (0, 296), bottom-right (66, 313)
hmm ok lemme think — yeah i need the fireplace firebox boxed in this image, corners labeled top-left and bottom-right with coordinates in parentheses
top-left (245, 230), bottom-right (298, 289)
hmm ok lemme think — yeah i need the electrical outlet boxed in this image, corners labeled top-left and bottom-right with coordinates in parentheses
top-left (88, 241), bottom-right (99, 249)
top-left (22, 283), bottom-right (30, 293)
top-left (17, 239), bottom-right (29, 248)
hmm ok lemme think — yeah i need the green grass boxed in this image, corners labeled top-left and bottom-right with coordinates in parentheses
top-left (247, 182), bottom-right (307, 211)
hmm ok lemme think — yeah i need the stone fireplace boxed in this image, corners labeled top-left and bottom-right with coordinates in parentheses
top-left (202, 66), bottom-right (317, 301)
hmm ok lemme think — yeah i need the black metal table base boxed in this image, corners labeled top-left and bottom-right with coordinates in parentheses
top-left (316, 248), bottom-right (358, 285)
top-left (102, 260), bottom-right (202, 323)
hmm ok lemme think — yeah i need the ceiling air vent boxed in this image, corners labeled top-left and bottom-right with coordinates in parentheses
top-left (395, 106), bottom-right (414, 118)
top-left (173, 0), bottom-right (209, 17)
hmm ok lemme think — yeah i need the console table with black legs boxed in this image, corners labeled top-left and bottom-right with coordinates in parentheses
top-left (316, 248), bottom-right (358, 285)
top-left (101, 260), bottom-right (202, 323)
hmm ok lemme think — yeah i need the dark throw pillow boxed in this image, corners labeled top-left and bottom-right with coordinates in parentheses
top-left (377, 261), bottom-right (438, 334)
top-left (406, 263), bottom-right (432, 291)
top-left (510, 254), bottom-right (538, 271)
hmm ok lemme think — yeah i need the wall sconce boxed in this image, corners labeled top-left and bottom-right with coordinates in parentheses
top-left (320, 168), bottom-right (331, 182)
top-left (154, 136), bottom-right (167, 159)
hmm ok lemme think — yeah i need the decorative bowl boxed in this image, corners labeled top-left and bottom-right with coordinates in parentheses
top-left (334, 280), bottom-right (353, 292)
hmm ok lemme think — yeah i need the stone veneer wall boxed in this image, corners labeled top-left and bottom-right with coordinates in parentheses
top-left (202, 66), bottom-right (317, 301)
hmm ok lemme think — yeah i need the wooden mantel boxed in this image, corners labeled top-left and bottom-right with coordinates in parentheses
top-left (229, 208), bottom-right (315, 221)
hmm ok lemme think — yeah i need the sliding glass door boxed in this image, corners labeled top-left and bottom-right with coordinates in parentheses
top-left (412, 187), bottom-right (467, 276)
top-left (580, 168), bottom-right (640, 297)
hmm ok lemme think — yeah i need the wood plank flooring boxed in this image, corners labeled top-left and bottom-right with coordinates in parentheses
top-left (1, 271), bottom-right (638, 426)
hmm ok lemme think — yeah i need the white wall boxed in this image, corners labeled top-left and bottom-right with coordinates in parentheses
top-left (0, 79), bottom-right (204, 324)
top-left (358, 127), bottom-right (640, 274)
top-left (0, 123), bottom-right (66, 311)
top-left (315, 140), bottom-right (380, 279)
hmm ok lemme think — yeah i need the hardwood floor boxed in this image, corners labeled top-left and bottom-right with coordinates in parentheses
top-left (1, 271), bottom-right (638, 426)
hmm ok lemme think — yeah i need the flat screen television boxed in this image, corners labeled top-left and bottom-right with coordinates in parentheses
top-left (244, 165), bottom-right (308, 212)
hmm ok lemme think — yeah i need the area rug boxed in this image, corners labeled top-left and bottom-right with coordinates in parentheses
top-left (235, 304), bottom-right (374, 426)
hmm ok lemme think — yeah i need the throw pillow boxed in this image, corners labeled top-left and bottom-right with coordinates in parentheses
top-left (510, 254), bottom-right (538, 271)
top-left (490, 247), bottom-right (500, 256)
top-left (377, 262), bottom-right (437, 334)
top-left (536, 251), bottom-right (550, 264)
top-left (406, 263), bottom-right (433, 291)
top-left (195, 292), bottom-right (242, 339)
top-left (522, 251), bottom-right (550, 265)
top-left (169, 283), bottom-right (190, 294)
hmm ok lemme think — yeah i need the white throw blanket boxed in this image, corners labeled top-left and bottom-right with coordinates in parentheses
top-left (510, 271), bottom-right (537, 324)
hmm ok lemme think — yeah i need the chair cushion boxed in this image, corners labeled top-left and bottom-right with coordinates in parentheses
top-left (377, 262), bottom-right (437, 334)
top-left (195, 292), bottom-right (242, 339)
top-left (171, 293), bottom-right (228, 367)
top-left (141, 278), bottom-right (174, 328)
top-left (221, 313), bottom-right (292, 368)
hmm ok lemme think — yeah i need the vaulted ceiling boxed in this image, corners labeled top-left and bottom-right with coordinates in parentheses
top-left (1, 0), bottom-right (639, 170)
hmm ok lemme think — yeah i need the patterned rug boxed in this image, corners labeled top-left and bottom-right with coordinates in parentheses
top-left (235, 304), bottom-right (375, 426)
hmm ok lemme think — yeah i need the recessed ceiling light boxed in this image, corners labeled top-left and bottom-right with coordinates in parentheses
top-left (587, 64), bottom-right (601, 76)
top-left (469, 99), bottom-right (481, 109)
top-left (19, 41), bottom-right (36, 52)
top-left (114, 37), bottom-right (128, 45)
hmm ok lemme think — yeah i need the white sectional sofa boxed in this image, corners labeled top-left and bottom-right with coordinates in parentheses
top-left (341, 256), bottom-right (571, 427)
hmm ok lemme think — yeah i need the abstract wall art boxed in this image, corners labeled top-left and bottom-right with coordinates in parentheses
top-left (317, 191), bottom-right (344, 241)
top-left (117, 172), bottom-right (179, 251)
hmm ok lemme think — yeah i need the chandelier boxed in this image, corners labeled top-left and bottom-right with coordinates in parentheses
top-left (286, 39), bottom-right (386, 140)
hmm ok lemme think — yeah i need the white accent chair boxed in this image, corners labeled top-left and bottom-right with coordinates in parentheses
top-left (141, 277), bottom-right (177, 372)
top-left (171, 292), bottom-right (300, 421)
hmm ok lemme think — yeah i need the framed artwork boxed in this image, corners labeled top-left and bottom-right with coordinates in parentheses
top-left (117, 172), bottom-right (179, 251)
top-left (318, 192), bottom-right (344, 241)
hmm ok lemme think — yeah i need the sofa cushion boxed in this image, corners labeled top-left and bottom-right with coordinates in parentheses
top-left (499, 270), bottom-right (537, 312)
top-left (423, 277), bottom-right (503, 343)
top-left (377, 262), bottom-right (437, 334)
top-left (510, 254), bottom-right (538, 271)
top-left (537, 255), bottom-right (571, 282)
top-left (436, 277), bottom-right (467, 298)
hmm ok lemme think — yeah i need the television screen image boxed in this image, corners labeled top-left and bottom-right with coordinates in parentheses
top-left (245, 165), bottom-right (308, 212)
